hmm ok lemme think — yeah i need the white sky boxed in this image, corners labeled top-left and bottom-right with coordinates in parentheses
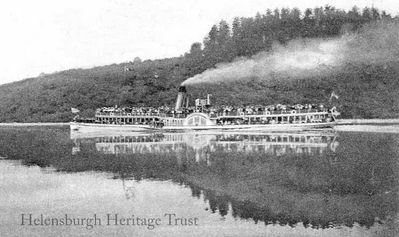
top-left (0, 0), bottom-right (397, 84)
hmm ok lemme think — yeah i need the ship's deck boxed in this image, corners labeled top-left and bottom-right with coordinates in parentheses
top-left (94, 109), bottom-right (331, 119)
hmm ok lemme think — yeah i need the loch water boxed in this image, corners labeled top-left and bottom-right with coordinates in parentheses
top-left (0, 126), bottom-right (398, 237)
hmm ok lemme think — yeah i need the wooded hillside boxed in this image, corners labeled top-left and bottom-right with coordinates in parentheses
top-left (0, 6), bottom-right (397, 122)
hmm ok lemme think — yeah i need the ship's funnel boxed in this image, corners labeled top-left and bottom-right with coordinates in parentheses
top-left (175, 86), bottom-right (187, 110)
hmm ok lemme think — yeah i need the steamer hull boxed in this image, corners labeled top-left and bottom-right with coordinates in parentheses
top-left (70, 120), bottom-right (336, 133)
top-left (161, 122), bottom-right (335, 131)
top-left (70, 122), bottom-right (151, 132)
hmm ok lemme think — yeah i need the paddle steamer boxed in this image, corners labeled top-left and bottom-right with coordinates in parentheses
top-left (70, 86), bottom-right (340, 131)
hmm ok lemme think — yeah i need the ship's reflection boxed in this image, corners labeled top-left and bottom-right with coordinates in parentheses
top-left (71, 131), bottom-right (339, 159)
top-left (68, 130), bottom-right (398, 230)
top-left (0, 127), bottom-right (396, 232)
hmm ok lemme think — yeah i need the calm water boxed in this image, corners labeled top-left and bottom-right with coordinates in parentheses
top-left (0, 126), bottom-right (398, 237)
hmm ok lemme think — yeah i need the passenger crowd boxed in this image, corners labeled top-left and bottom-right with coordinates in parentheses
top-left (95, 104), bottom-right (332, 117)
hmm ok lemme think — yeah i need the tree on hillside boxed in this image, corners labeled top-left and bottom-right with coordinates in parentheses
top-left (203, 25), bottom-right (220, 66)
top-left (184, 42), bottom-right (206, 75)
top-left (201, 5), bottom-right (391, 66)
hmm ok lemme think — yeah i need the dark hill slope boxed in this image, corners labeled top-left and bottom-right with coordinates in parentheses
top-left (0, 59), bottom-right (398, 122)
top-left (0, 57), bottom-right (196, 122)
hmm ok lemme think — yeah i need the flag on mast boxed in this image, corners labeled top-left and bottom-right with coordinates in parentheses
top-left (71, 108), bottom-right (80, 113)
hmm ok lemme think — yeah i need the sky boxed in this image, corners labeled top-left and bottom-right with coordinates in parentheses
top-left (0, 0), bottom-right (397, 84)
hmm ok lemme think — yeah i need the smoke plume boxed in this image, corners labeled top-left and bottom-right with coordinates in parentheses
top-left (182, 21), bottom-right (399, 86)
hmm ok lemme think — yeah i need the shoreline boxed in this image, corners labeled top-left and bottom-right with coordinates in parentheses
top-left (336, 119), bottom-right (399, 125)
top-left (0, 122), bottom-right (70, 126)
